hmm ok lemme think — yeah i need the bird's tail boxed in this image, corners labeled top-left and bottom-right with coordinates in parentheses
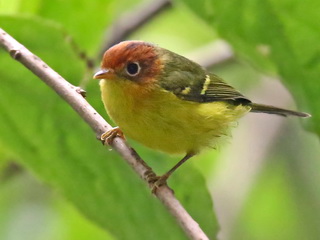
top-left (249, 103), bottom-right (311, 118)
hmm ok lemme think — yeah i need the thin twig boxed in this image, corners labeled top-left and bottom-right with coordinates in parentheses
top-left (0, 28), bottom-right (209, 240)
top-left (98, 0), bottom-right (172, 58)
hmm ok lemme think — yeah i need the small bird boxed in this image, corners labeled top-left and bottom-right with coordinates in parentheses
top-left (94, 41), bottom-right (310, 190)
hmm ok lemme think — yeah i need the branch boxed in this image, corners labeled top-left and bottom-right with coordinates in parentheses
top-left (98, 0), bottom-right (172, 58)
top-left (0, 28), bottom-right (209, 240)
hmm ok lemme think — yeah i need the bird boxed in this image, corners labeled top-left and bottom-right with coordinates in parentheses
top-left (94, 40), bottom-right (310, 191)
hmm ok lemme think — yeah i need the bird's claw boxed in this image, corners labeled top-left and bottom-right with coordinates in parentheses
top-left (145, 170), bottom-right (169, 194)
top-left (100, 127), bottom-right (125, 145)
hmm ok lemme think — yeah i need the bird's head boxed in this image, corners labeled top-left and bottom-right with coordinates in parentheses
top-left (94, 41), bottom-right (163, 85)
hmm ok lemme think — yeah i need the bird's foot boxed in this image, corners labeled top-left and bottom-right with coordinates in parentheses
top-left (145, 170), bottom-right (169, 194)
top-left (100, 127), bottom-right (125, 145)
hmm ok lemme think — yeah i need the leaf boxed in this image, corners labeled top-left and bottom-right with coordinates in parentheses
top-left (177, 0), bottom-right (319, 137)
top-left (35, 0), bottom-right (117, 55)
top-left (0, 17), bottom-right (218, 239)
top-left (0, 0), bottom-right (120, 55)
top-left (34, 0), bottom-right (143, 56)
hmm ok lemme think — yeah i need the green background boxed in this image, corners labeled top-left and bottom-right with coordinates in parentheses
top-left (0, 0), bottom-right (319, 239)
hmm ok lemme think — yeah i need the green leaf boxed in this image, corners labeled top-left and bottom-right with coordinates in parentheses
top-left (0, 0), bottom-right (121, 55)
top-left (0, 17), bottom-right (218, 239)
top-left (0, 172), bottom-right (115, 240)
top-left (35, 0), bottom-right (117, 55)
top-left (34, 0), bottom-right (143, 56)
top-left (0, 0), bottom-right (41, 14)
top-left (177, 0), bottom-right (319, 137)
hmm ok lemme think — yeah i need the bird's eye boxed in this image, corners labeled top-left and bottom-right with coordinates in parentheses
top-left (126, 62), bottom-right (140, 76)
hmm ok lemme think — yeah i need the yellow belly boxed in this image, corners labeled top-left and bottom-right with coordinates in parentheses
top-left (100, 79), bottom-right (250, 154)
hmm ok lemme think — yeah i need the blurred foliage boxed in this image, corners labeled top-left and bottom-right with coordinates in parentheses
top-left (0, 171), bottom-right (114, 240)
top-left (179, 0), bottom-right (319, 137)
top-left (0, 1), bottom-right (218, 240)
top-left (0, 0), bottom-right (319, 240)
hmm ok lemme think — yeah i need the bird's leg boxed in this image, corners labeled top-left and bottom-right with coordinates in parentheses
top-left (147, 152), bottom-right (195, 193)
top-left (100, 127), bottom-right (125, 145)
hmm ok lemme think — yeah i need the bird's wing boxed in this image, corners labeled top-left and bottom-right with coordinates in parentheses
top-left (160, 71), bottom-right (251, 104)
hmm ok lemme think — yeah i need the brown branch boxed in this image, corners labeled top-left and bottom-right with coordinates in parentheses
top-left (98, 0), bottom-right (172, 58)
top-left (0, 28), bottom-right (209, 240)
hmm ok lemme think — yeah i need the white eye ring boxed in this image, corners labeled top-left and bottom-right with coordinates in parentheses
top-left (126, 62), bottom-right (141, 76)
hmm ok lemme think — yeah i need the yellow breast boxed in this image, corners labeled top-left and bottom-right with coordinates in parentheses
top-left (100, 79), bottom-right (250, 155)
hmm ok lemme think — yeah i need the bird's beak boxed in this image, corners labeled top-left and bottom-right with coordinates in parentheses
top-left (93, 69), bottom-right (114, 79)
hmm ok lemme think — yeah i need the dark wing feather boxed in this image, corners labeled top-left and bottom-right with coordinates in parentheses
top-left (157, 48), bottom-right (250, 104)
top-left (159, 69), bottom-right (250, 104)
top-left (203, 74), bottom-right (250, 103)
